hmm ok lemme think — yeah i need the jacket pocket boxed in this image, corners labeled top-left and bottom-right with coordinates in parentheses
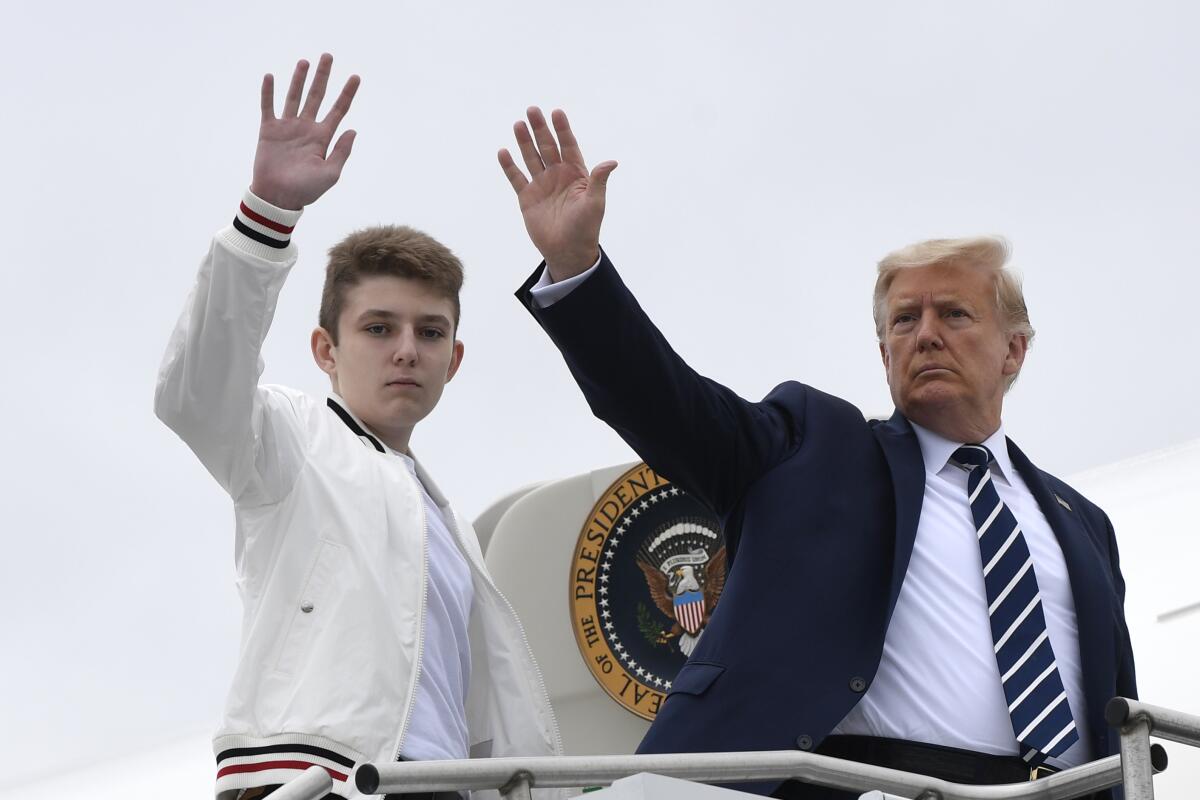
top-left (667, 660), bottom-right (726, 697)
top-left (274, 539), bottom-right (345, 676)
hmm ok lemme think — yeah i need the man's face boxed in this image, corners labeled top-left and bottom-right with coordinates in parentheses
top-left (879, 262), bottom-right (1026, 441)
top-left (313, 275), bottom-right (463, 449)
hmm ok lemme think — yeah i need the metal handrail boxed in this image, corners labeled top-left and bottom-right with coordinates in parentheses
top-left (270, 765), bottom-right (332, 800)
top-left (1107, 697), bottom-right (1200, 800)
top-left (356, 748), bottom-right (1156, 800)
top-left (1106, 697), bottom-right (1200, 749)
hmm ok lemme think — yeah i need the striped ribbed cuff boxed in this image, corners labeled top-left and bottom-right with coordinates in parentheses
top-left (231, 190), bottom-right (303, 251)
top-left (212, 733), bottom-right (362, 799)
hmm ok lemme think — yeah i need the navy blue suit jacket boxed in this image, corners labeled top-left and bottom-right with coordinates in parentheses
top-left (518, 254), bottom-right (1136, 795)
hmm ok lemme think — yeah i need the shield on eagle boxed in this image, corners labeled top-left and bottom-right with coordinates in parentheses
top-left (673, 590), bottom-right (706, 635)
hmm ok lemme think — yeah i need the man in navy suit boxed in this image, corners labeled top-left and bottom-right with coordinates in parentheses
top-left (497, 108), bottom-right (1136, 798)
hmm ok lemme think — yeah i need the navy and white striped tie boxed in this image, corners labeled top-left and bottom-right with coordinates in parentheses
top-left (954, 444), bottom-right (1079, 766)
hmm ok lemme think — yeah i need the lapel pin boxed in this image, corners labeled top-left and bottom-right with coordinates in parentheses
top-left (1055, 494), bottom-right (1072, 512)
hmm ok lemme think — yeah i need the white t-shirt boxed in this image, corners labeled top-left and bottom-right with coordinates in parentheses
top-left (395, 451), bottom-right (475, 762)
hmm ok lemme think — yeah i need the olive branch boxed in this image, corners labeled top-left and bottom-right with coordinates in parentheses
top-left (637, 602), bottom-right (674, 650)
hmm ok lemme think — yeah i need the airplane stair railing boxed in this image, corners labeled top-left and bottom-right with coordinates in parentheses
top-left (353, 746), bottom-right (1159, 800)
top-left (271, 695), bottom-right (1200, 800)
top-left (1106, 697), bottom-right (1200, 800)
top-left (268, 765), bottom-right (333, 800)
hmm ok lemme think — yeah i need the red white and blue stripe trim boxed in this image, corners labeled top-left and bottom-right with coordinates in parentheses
top-left (213, 735), bottom-right (360, 798)
top-left (232, 190), bottom-right (303, 250)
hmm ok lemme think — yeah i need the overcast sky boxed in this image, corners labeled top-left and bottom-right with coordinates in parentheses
top-left (3, 0), bottom-right (1198, 789)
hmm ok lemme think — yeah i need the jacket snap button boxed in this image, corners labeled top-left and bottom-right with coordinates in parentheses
top-left (300, 602), bottom-right (314, 613)
top-left (850, 677), bottom-right (867, 693)
top-left (796, 735), bottom-right (813, 751)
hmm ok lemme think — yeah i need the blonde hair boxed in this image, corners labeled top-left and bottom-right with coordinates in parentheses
top-left (872, 236), bottom-right (1035, 387)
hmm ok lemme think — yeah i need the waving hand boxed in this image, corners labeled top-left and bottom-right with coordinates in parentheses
top-left (250, 54), bottom-right (361, 210)
top-left (498, 107), bottom-right (617, 282)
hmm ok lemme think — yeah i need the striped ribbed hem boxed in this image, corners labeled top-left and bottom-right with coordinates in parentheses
top-left (212, 733), bottom-right (362, 798)
top-left (223, 190), bottom-right (303, 262)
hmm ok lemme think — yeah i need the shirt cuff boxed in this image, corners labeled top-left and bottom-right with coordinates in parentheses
top-left (227, 190), bottom-right (304, 261)
top-left (528, 252), bottom-right (603, 308)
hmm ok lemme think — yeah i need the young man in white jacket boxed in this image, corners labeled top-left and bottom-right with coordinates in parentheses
top-left (155, 54), bottom-right (561, 800)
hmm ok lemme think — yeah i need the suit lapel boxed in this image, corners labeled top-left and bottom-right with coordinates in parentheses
top-left (872, 411), bottom-right (926, 622)
top-left (1006, 438), bottom-right (1115, 756)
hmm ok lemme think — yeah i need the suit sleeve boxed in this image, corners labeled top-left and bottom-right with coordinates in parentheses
top-left (516, 252), bottom-right (803, 516)
top-left (154, 202), bottom-right (308, 507)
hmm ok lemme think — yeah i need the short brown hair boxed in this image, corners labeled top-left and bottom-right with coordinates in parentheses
top-left (320, 225), bottom-right (464, 343)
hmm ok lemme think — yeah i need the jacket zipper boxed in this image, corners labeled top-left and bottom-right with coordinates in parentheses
top-left (392, 492), bottom-right (429, 762)
top-left (446, 509), bottom-right (565, 757)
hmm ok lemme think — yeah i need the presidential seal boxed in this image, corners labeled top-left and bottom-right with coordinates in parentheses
top-left (570, 463), bottom-right (726, 720)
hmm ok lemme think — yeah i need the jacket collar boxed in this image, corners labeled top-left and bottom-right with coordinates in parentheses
top-left (326, 394), bottom-right (386, 453)
top-left (324, 394), bottom-right (452, 511)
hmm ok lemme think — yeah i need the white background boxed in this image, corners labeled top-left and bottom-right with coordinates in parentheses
top-left (2, 0), bottom-right (1197, 791)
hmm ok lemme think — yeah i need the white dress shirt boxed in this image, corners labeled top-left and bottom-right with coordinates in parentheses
top-left (531, 263), bottom-right (1092, 766)
top-left (528, 257), bottom-right (599, 308)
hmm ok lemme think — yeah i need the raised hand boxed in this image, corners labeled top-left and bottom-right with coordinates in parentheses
top-left (498, 107), bottom-right (617, 282)
top-left (250, 54), bottom-right (361, 210)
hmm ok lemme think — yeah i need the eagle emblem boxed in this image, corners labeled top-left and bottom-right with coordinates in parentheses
top-left (636, 520), bottom-right (726, 656)
top-left (570, 463), bottom-right (726, 720)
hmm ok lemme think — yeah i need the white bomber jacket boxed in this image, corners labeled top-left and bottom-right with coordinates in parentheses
top-left (155, 195), bottom-right (563, 799)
